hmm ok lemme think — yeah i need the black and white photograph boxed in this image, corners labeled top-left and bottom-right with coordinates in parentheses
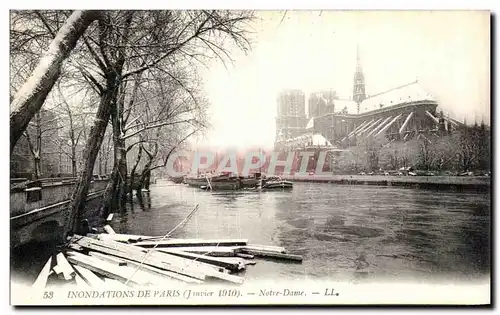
top-left (8, 7), bottom-right (491, 306)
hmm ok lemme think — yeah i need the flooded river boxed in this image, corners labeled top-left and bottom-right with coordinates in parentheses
top-left (10, 180), bottom-right (490, 285)
top-left (112, 180), bottom-right (490, 284)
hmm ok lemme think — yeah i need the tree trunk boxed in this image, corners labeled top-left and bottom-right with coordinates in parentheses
top-left (34, 157), bottom-right (41, 179)
top-left (65, 82), bottom-right (118, 236)
top-left (100, 164), bottom-right (119, 218)
top-left (104, 145), bottom-right (109, 174)
top-left (129, 144), bottom-right (143, 197)
top-left (71, 158), bottom-right (77, 177)
top-left (144, 170), bottom-right (151, 190)
top-left (98, 150), bottom-right (103, 175)
top-left (106, 106), bottom-right (128, 213)
top-left (10, 10), bottom-right (100, 152)
top-left (139, 163), bottom-right (153, 191)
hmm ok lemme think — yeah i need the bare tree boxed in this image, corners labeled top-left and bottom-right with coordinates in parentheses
top-left (22, 110), bottom-right (61, 179)
top-left (46, 82), bottom-right (96, 177)
top-left (66, 10), bottom-right (253, 235)
top-left (453, 124), bottom-right (482, 171)
top-left (416, 138), bottom-right (437, 170)
top-left (10, 10), bottom-right (100, 152)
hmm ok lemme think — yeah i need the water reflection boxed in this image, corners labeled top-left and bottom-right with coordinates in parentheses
top-left (136, 192), bottom-right (152, 211)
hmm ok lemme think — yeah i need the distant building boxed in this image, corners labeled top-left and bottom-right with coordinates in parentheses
top-left (312, 81), bottom-right (444, 147)
top-left (308, 90), bottom-right (337, 119)
top-left (275, 45), bottom-right (462, 150)
top-left (275, 89), bottom-right (308, 142)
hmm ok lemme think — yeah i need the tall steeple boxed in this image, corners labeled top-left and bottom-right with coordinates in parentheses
top-left (353, 44), bottom-right (366, 113)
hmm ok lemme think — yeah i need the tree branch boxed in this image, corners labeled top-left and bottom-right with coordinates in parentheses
top-left (121, 15), bottom-right (212, 79)
top-left (35, 11), bottom-right (57, 38)
top-left (149, 129), bottom-right (198, 172)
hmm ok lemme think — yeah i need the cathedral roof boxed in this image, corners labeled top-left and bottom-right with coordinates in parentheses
top-left (334, 99), bottom-right (358, 114)
top-left (322, 81), bottom-right (436, 116)
top-left (280, 133), bottom-right (333, 147)
top-left (359, 81), bottom-right (436, 113)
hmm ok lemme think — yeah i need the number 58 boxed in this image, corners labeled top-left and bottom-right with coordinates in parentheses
top-left (43, 291), bottom-right (53, 299)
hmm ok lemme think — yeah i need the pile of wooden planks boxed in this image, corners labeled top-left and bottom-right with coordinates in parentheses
top-left (32, 230), bottom-right (303, 289)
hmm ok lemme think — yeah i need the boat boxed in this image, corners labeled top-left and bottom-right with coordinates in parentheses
top-left (240, 172), bottom-right (263, 188)
top-left (199, 179), bottom-right (241, 190)
top-left (186, 172), bottom-right (242, 190)
top-left (185, 175), bottom-right (213, 187)
top-left (168, 176), bottom-right (185, 184)
top-left (261, 176), bottom-right (293, 190)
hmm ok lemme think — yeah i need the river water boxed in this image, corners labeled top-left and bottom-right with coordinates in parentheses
top-left (112, 180), bottom-right (490, 284)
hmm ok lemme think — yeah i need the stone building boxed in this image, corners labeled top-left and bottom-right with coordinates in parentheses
top-left (275, 89), bottom-right (308, 143)
top-left (275, 46), bottom-right (462, 150)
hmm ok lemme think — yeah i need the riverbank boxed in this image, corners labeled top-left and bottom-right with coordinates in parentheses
top-left (280, 174), bottom-right (490, 192)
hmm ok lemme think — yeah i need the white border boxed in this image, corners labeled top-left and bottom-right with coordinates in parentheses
top-left (2, 1), bottom-right (497, 314)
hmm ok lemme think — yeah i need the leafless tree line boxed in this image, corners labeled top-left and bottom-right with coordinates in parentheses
top-left (347, 123), bottom-right (490, 174)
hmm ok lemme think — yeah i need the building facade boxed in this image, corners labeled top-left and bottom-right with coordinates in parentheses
top-left (275, 46), bottom-right (461, 151)
top-left (308, 90), bottom-right (336, 119)
top-left (275, 89), bottom-right (308, 142)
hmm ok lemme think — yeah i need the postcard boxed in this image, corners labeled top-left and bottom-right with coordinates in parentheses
top-left (9, 9), bottom-right (491, 306)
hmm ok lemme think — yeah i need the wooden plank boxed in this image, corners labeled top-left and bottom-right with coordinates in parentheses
top-left (152, 246), bottom-right (238, 257)
top-left (52, 264), bottom-right (64, 279)
top-left (106, 213), bottom-right (114, 222)
top-left (71, 251), bottom-right (192, 286)
top-left (68, 243), bottom-right (88, 253)
top-left (157, 248), bottom-right (244, 272)
top-left (241, 249), bottom-right (303, 262)
top-left (86, 239), bottom-right (213, 278)
top-left (71, 236), bottom-right (244, 283)
top-left (243, 244), bottom-right (286, 253)
top-left (73, 265), bottom-right (105, 287)
top-left (32, 256), bottom-right (52, 290)
top-left (88, 252), bottom-right (128, 266)
top-left (103, 225), bottom-right (116, 235)
top-left (235, 253), bottom-right (254, 259)
top-left (74, 236), bottom-right (225, 273)
top-left (56, 253), bottom-right (76, 280)
top-left (97, 233), bottom-right (160, 243)
top-left (70, 237), bottom-right (207, 280)
top-left (132, 238), bottom-right (248, 248)
top-left (69, 243), bottom-right (84, 251)
top-left (88, 252), bottom-right (202, 284)
top-left (68, 254), bottom-right (152, 286)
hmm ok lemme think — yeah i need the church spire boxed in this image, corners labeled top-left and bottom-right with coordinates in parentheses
top-left (353, 44), bottom-right (366, 113)
top-left (356, 44), bottom-right (361, 63)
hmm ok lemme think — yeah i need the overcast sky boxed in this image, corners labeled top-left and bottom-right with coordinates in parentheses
top-left (193, 10), bottom-right (490, 149)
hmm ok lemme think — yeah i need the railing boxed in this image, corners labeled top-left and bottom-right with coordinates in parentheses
top-left (10, 179), bottom-right (108, 217)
